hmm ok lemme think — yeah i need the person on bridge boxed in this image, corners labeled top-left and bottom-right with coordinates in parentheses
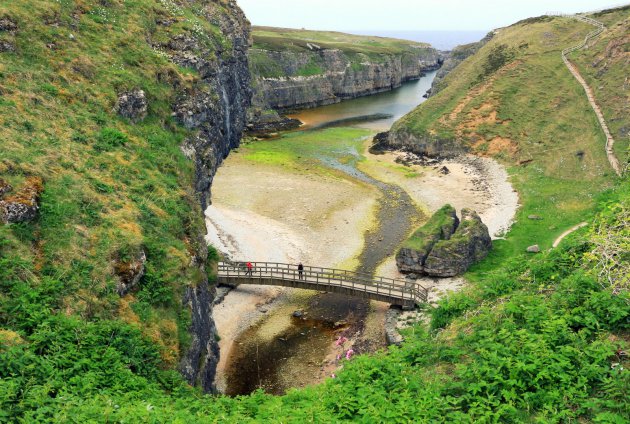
top-left (246, 261), bottom-right (253, 276)
top-left (298, 262), bottom-right (304, 279)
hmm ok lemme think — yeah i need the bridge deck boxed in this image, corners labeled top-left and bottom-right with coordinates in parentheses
top-left (217, 262), bottom-right (428, 309)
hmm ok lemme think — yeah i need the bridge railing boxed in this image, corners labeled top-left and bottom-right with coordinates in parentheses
top-left (218, 261), bottom-right (428, 304)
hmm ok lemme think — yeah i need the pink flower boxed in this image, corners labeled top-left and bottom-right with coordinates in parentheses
top-left (335, 336), bottom-right (348, 346)
top-left (345, 349), bottom-right (354, 360)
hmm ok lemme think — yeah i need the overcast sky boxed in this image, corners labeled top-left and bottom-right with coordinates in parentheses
top-left (236, 0), bottom-right (626, 31)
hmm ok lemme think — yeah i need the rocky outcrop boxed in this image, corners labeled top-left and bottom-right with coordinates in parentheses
top-left (382, 128), bottom-right (466, 159)
top-left (0, 16), bottom-right (17, 32)
top-left (115, 89), bottom-right (148, 122)
top-left (245, 107), bottom-right (301, 136)
top-left (424, 209), bottom-right (492, 277)
top-left (396, 207), bottom-right (491, 277)
top-left (396, 205), bottom-right (459, 273)
top-left (0, 15), bottom-right (17, 53)
top-left (148, 0), bottom-right (251, 393)
top-left (0, 178), bottom-right (12, 196)
top-left (114, 249), bottom-right (147, 296)
top-left (0, 176), bottom-right (43, 224)
top-left (251, 48), bottom-right (440, 111)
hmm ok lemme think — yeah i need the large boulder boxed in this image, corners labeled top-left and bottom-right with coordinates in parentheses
top-left (396, 205), bottom-right (458, 273)
top-left (396, 207), bottom-right (491, 277)
top-left (0, 176), bottom-right (43, 224)
top-left (424, 209), bottom-right (492, 277)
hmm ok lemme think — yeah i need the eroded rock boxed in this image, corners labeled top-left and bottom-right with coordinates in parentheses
top-left (114, 89), bottom-right (148, 122)
top-left (0, 40), bottom-right (15, 53)
top-left (424, 209), bottom-right (492, 277)
top-left (396, 206), bottom-right (491, 277)
top-left (0, 16), bottom-right (17, 32)
top-left (396, 205), bottom-right (458, 273)
top-left (114, 249), bottom-right (147, 296)
top-left (0, 176), bottom-right (43, 224)
top-left (0, 178), bottom-right (12, 196)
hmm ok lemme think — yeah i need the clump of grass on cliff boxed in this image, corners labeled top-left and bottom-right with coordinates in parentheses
top-left (0, 0), bottom-right (234, 416)
top-left (392, 9), bottom-right (627, 268)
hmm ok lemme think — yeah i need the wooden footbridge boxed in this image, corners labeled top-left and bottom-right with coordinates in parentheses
top-left (217, 262), bottom-right (428, 310)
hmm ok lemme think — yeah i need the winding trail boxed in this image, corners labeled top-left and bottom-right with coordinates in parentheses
top-left (554, 13), bottom-right (622, 176)
top-left (553, 222), bottom-right (589, 248)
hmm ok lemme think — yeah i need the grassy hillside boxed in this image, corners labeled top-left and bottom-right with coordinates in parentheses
top-left (250, 26), bottom-right (437, 78)
top-left (1, 3), bottom-right (628, 422)
top-left (392, 9), bottom-right (628, 269)
top-left (0, 0), bottom-right (247, 418)
top-left (4, 179), bottom-right (627, 422)
top-left (571, 6), bottom-right (630, 164)
top-left (253, 26), bottom-right (432, 56)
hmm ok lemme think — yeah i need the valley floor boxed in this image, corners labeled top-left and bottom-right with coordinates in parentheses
top-left (206, 132), bottom-right (518, 394)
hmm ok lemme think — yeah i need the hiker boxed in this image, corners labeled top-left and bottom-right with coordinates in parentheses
top-left (246, 261), bottom-right (253, 276)
top-left (298, 262), bottom-right (304, 279)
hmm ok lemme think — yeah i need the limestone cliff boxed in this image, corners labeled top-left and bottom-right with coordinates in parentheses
top-left (0, 0), bottom-right (250, 395)
top-left (166, 0), bottom-right (251, 392)
top-left (248, 27), bottom-right (441, 118)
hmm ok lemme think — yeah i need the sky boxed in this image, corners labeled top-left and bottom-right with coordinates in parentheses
top-left (236, 0), bottom-right (626, 31)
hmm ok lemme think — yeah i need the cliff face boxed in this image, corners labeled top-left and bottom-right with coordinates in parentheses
top-left (247, 27), bottom-right (440, 115)
top-left (168, 1), bottom-right (251, 392)
top-left (0, 0), bottom-right (250, 396)
top-left (253, 49), bottom-right (440, 110)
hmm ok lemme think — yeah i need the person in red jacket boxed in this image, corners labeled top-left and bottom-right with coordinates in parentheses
top-left (246, 261), bottom-right (253, 276)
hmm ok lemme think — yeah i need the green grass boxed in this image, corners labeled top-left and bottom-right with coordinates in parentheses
top-left (252, 26), bottom-right (431, 55)
top-left (570, 10), bottom-right (630, 167)
top-left (403, 204), bottom-right (456, 250)
top-left (243, 127), bottom-right (371, 170)
top-left (3, 183), bottom-right (627, 422)
top-left (0, 0), bottom-right (232, 371)
top-left (391, 9), bottom-right (626, 264)
top-left (1, 2), bottom-right (629, 422)
top-left (249, 26), bottom-right (437, 78)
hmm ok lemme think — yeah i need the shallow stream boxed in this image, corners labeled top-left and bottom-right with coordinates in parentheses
top-left (220, 73), bottom-right (436, 395)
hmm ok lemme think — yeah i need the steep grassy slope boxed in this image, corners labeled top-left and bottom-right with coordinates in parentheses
top-left (3, 180), bottom-right (626, 422)
top-left (571, 6), bottom-right (630, 165)
top-left (390, 9), bottom-right (628, 267)
top-left (0, 0), bottom-right (250, 413)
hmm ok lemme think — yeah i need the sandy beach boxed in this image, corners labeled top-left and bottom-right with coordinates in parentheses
top-left (207, 142), bottom-right (519, 393)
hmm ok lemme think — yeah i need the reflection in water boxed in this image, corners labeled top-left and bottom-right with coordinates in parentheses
top-left (289, 70), bottom-right (437, 131)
